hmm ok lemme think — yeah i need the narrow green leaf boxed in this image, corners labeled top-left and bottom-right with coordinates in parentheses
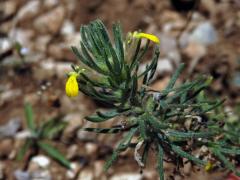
top-left (40, 119), bottom-right (67, 139)
top-left (81, 127), bottom-right (122, 134)
top-left (218, 147), bottom-right (240, 155)
top-left (24, 103), bottom-right (36, 132)
top-left (138, 116), bottom-right (147, 140)
top-left (171, 144), bottom-right (206, 165)
top-left (157, 144), bottom-right (164, 180)
top-left (38, 142), bottom-right (71, 169)
top-left (85, 109), bottom-right (120, 122)
top-left (104, 127), bottom-right (137, 171)
top-left (212, 148), bottom-right (238, 174)
top-left (167, 130), bottom-right (216, 139)
top-left (17, 140), bottom-right (32, 161)
top-left (165, 63), bottom-right (185, 91)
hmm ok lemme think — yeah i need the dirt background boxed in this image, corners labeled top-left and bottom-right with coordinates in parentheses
top-left (0, 0), bottom-right (240, 179)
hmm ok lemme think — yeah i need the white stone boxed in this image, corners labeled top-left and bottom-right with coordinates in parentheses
top-left (66, 163), bottom-right (79, 179)
top-left (78, 169), bottom-right (93, 180)
top-left (0, 118), bottom-right (21, 138)
top-left (44, 0), bottom-right (59, 8)
top-left (110, 173), bottom-right (142, 180)
top-left (15, 130), bottom-right (33, 139)
top-left (0, 38), bottom-right (11, 54)
top-left (31, 155), bottom-right (50, 168)
top-left (34, 6), bottom-right (65, 34)
top-left (61, 20), bottom-right (75, 36)
top-left (190, 21), bottom-right (218, 45)
top-left (17, 0), bottom-right (40, 20)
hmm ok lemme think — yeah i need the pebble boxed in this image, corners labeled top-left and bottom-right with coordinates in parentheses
top-left (0, 89), bottom-right (22, 106)
top-left (0, 162), bottom-right (5, 179)
top-left (34, 6), bottom-right (65, 34)
top-left (44, 0), bottom-right (59, 8)
top-left (39, 60), bottom-right (72, 77)
top-left (0, 118), bottom-right (21, 138)
top-left (67, 144), bottom-right (78, 159)
top-left (159, 34), bottom-right (177, 55)
top-left (0, 139), bottom-right (13, 158)
top-left (35, 35), bottom-right (52, 52)
top-left (233, 72), bottom-right (240, 87)
top-left (189, 21), bottom-right (218, 45)
top-left (0, 1), bottom-right (17, 17)
top-left (61, 20), bottom-right (75, 36)
top-left (183, 162), bottom-right (192, 176)
top-left (14, 170), bottom-right (30, 180)
top-left (93, 160), bottom-right (104, 177)
top-left (183, 42), bottom-right (207, 59)
top-left (66, 162), bottom-right (80, 179)
top-left (110, 173), bottom-right (142, 180)
top-left (15, 130), bottom-right (33, 140)
top-left (17, 0), bottom-right (40, 21)
top-left (30, 170), bottom-right (51, 180)
top-left (9, 28), bottom-right (35, 48)
top-left (85, 143), bottom-right (98, 155)
top-left (0, 38), bottom-right (12, 54)
top-left (77, 169), bottom-right (94, 180)
top-left (31, 155), bottom-right (51, 168)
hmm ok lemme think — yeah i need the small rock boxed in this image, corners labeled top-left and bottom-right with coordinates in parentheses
top-left (0, 162), bottom-right (5, 179)
top-left (44, 0), bottom-right (59, 8)
top-left (66, 162), bottom-right (81, 179)
top-left (93, 160), bottom-right (104, 177)
top-left (189, 21), bottom-right (218, 45)
top-left (15, 130), bottom-right (33, 139)
top-left (77, 169), bottom-right (93, 180)
top-left (110, 173), bottom-right (142, 180)
top-left (0, 1), bottom-right (17, 17)
top-left (0, 139), bottom-right (13, 158)
top-left (39, 59), bottom-right (72, 77)
top-left (31, 155), bottom-right (50, 168)
top-left (34, 6), bottom-right (65, 34)
top-left (159, 34), bottom-right (177, 55)
top-left (233, 72), bottom-right (240, 87)
top-left (30, 170), bottom-right (51, 180)
top-left (85, 143), bottom-right (98, 155)
top-left (183, 42), bottom-right (207, 59)
top-left (151, 76), bottom-right (170, 91)
top-left (34, 35), bottom-right (51, 52)
top-left (67, 144), bottom-right (78, 159)
top-left (0, 118), bottom-right (21, 138)
top-left (77, 129), bottom-right (97, 142)
top-left (61, 20), bottom-right (75, 36)
top-left (0, 38), bottom-right (12, 54)
top-left (17, 0), bottom-right (40, 21)
top-left (28, 161), bottom-right (40, 174)
top-left (183, 162), bottom-right (192, 176)
top-left (47, 41), bottom-right (76, 61)
top-left (0, 89), bottom-right (22, 106)
top-left (14, 170), bottom-right (30, 180)
top-left (63, 113), bottom-right (84, 137)
top-left (157, 59), bottom-right (173, 74)
top-left (9, 28), bottom-right (35, 48)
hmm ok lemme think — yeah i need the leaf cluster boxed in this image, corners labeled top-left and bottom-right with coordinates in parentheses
top-left (71, 20), bottom-right (240, 179)
top-left (17, 103), bottom-right (70, 169)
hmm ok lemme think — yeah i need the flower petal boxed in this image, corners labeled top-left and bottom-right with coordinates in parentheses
top-left (134, 32), bottom-right (160, 44)
top-left (65, 74), bottom-right (79, 97)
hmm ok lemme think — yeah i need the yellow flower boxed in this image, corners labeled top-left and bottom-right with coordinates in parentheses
top-left (65, 72), bottom-right (79, 97)
top-left (204, 161), bottom-right (213, 171)
top-left (133, 32), bottom-right (160, 44)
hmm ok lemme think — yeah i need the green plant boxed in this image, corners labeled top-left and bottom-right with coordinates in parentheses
top-left (66, 19), bottom-right (240, 179)
top-left (17, 103), bottom-right (70, 169)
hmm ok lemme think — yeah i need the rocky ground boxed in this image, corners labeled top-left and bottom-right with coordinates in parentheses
top-left (0, 0), bottom-right (240, 179)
